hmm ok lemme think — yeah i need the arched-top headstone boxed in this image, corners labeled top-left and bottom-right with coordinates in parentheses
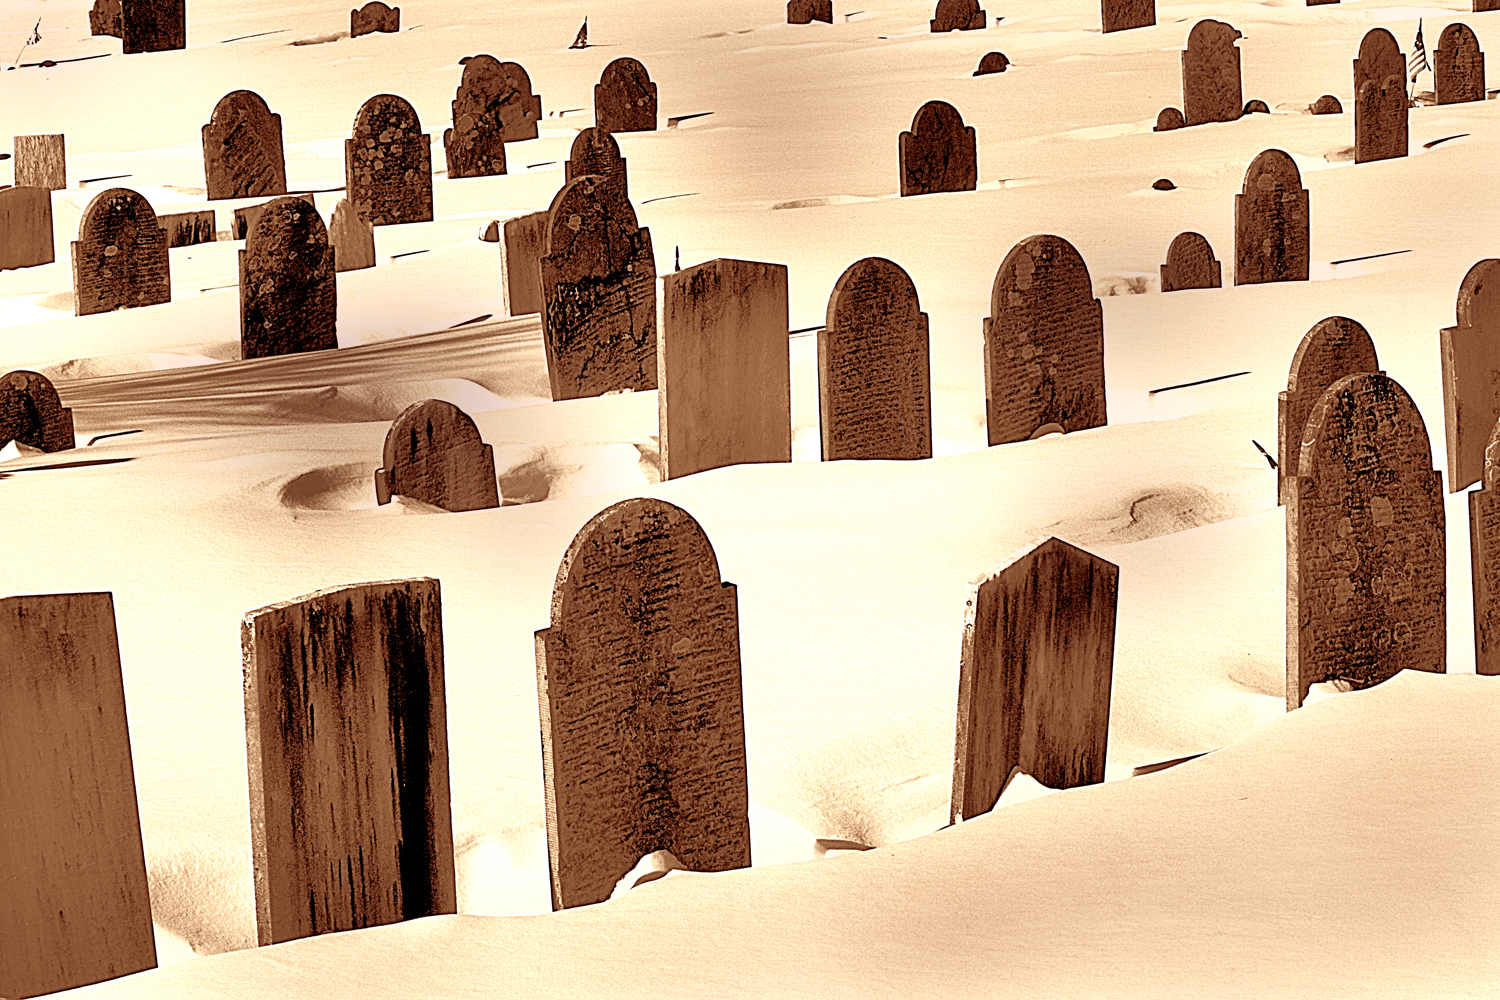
top-left (1159, 231), bottom-right (1221, 293)
top-left (973, 51), bottom-right (1009, 75)
top-left (983, 234), bottom-right (1105, 446)
top-left (1234, 148), bottom-right (1309, 285)
top-left (1277, 316), bottom-right (1379, 505)
top-left (238, 196), bottom-right (337, 361)
top-left (1440, 259), bottom-right (1500, 492)
top-left (328, 198), bottom-right (375, 272)
top-left (443, 56), bottom-right (542, 179)
top-left (1467, 418), bottom-right (1500, 675)
top-left (351, 1), bottom-right (400, 37)
top-left (564, 126), bottom-right (628, 198)
top-left (71, 187), bottom-right (170, 316)
top-left (1154, 106), bottom-right (1185, 131)
top-left (202, 90), bottom-right (288, 201)
top-left (931, 0), bottom-right (987, 31)
top-left (898, 100), bottom-right (977, 197)
top-left (1435, 23), bottom-right (1486, 105)
top-left (1288, 372), bottom-right (1445, 709)
top-left (90, 0), bottom-right (122, 37)
top-left (121, 0), bottom-right (184, 54)
top-left (1311, 94), bottom-right (1343, 114)
top-left (787, 0), bottom-right (833, 24)
top-left (1182, 19), bottom-right (1243, 126)
top-left (594, 58), bottom-right (658, 134)
top-left (344, 94), bottom-right (433, 227)
top-left (535, 497), bottom-right (750, 911)
top-left (0, 370), bottom-right (74, 453)
top-left (819, 256), bottom-right (932, 461)
top-left (1101, 0), bottom-right (1154, 34)
top-left (1353, 28), bottom-right (1408, 163)
top-left (374, 399), bottom-right (499, 512)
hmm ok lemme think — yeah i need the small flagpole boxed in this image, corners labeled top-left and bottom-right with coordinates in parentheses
top-left (11, 18), bottom-right (40, 68)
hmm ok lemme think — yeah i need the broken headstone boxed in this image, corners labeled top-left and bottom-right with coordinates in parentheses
top-left (374, 399), bottom-right (500, 512)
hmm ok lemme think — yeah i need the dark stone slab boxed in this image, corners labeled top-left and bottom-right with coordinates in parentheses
top-left (1439, 259), bottom-right (1500, 492)
top-left (442, 57), bottom-right (542, 179)
top-left (71, 187), bottom-right (170, 316)
top-left (501, 210), bottom-right (547, 316)
top-left (899, 100), bottom-right (976, 197)
top-left (1435, 23), bottom-right (1485, 105)
top-left (328, 198), bottom-right (375, 272)
top-left (1182, 20), bottom-right (1243, 126)
top-left (90, 0), bottom-right (122, 37)
top-left (788, 0), bottom-right (833, 24)
top-left (1353, 28), bottom-right (1409, 163)
top-left (1101, 0), bottom-right (1154, 34)
top-left (1278, 316), bottom-right (1379, 506)
top-left (121, 0), bottom-right (185, 55)
top-left (1467, 420), bottom-right (1500, 675)
top-left (1159, 231), bottom-right (1221, 292)
top-left (202, 90), bottom-right (288, 201)
top-left (351, 1), bottom-right (399, 37)
top-left (595, 57), bottom-right (658, 134)
top-left (1234, 148), bottom-right (1309, 285)
top-left (374, 399), bottom-right (499, 511)
top-left (0, 370), bottom-right (74, 452)
top-left (0, 187), bottom-right (54, 271)
top-left (238, 196), bottom-right (337, 360)
top-left (344, 93), bottom-right (433, 227)
top-left (158, 209), bottom-right (215, 248)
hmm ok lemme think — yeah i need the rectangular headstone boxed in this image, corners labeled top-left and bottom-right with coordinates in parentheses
top-left (1101, 0), bottom-right (1154, 34)
top-left (1468, 432), bottom-right (1500, 676)
top-left (500, 210), bottom-right (547, 316)
top-left (158, 209), bottom-right (216, 248)
top-left (659, 258), bottom-right (792, 480)
top-left (1440, 260), bottom-right (1500, 492)
top-left (242, 578), bottom-right (456, 946)
top-left (0, 593), bottom-right (157, 999)
top-left (120, 0), bottom-right (186, 54)
top-left (1477, 0), bottom-right (1500, 11)
top-left (329, 198), bottom-right (375, 272)
top-left (14, 134), bottom-right (66, 190)
top-left (0, 186), bottom-right (55, 270)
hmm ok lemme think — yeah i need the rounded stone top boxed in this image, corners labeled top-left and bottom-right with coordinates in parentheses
top-left (1241, 148), bottom-right (1301, 193)
top-left (1299, 371), bottom-right (1433, 481)
top-left (352, 92), bottom-right (423, 133)
top-left (974, 51), bottom-right (1009, 76)
top-left (1310, 94), bottom-right (1343, 115)
top-left (1455, 258), bottom-right (1500, 328)
top-left (78, 186), bottom-right (160, 234)
top-left (1154, 107), bottom-right (1185, 132)
top-left (989, 233), bottom-right (1093, 316)
top-left (1244, 99), bottom-right (1270, 115)
top-left (209, 89), bottom-right (274, 124)
top-left (382, 398), bottom-right (485, 468)
top-left (1153, 178), bottom-right (1176, 191)
top-left (1187, 18), bottom-right (1241, 49)
top-left (909, 99), bottom-right (967, 134)
top-left (599, 56), bottom-right (652, 87)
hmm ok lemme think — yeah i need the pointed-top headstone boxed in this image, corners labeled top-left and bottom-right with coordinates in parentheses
top-left (1278, 316), bottom-right (1379, 505)
top-left (202, 90), bottom-right (288, 201)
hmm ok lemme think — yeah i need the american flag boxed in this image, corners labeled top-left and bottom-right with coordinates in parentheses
top-left (27, 19), bottom-right (40, 45)
top-left (1409, 19), bottom-right (1431, 82)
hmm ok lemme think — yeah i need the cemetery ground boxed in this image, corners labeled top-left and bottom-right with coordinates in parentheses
top-left (1, 0), bottom-right (1497, 996)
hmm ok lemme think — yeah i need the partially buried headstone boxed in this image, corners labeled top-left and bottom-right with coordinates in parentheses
top-left (983, 234), bottom-right (1105, 446)
top-left (1308, 0), bottom-right (1340, 5)
top-left (120, 0), bottom-right (185, 54)
top-left (819, 257), bottom-right (931, 461)
top-left (0, 592), bottom-right (157, 1000)
top-left (14, 134), bottom-right (66, 190)
top-left (1466, 420), bottom-right (1500, 675)
top-left (1287, 372), bottom-right (1445, 710)
top-left (594, 57), bottom-right (658, 134)
top-left (1277, 316), bottom-right (1379, 506)
top-left (1154, 107), bottom-right (1185, 131)
top-left (1435, 23), bottom-right (1486, 105)
top-left (239, 196), bottom-right (337, 360)
top-left (565, 127), bottom-right (629, 199)
top-left (899, 101), bottom-right (977, 197)
top-left (1158, 231), bottom-right (1222, 292)
top-left (90, 0), bottom-right (122, 37)
top-left (1478, 0), bottom-right (1500, 12)
top-left (374, 399), bottom-right (499, 512)
top-left (443, 56), bottom-right (543, 179)
top-left (1439, 259), bottom-right (1500, 492)
top-left (328, 198), bottom-right (375, 272)
top-left (1244, 99), bottom-right (1270, 114)
top-left (788, 0), bottom-right (833, 24)
top-left (659, 258), bottom-right (792, 480)
top-left (157, 209), bottom-right (215, 248)
top-left (535, 497), bottom-right (750, 911)
top-left (1353, 28), bottom-right (1408, 163)
top-left (1234, 148), bottom-right (1309, 285)
top-left (202, 90), bottom-right (288, 201)
top-left (1311, 94), bottom-right (1343, 114)
top-left (1181, 20), bottom-right (1243, 126)
top-left (351, 1), bottom-right (400, 37)
top-left (1101, 0), bottom-right (1154, 34)
top-left (500, 210), bottom-right (547, 316)
top-left (71, 187), bottom-right (170, 316)
top-left (931, 0), bottom-right (986, 31)
top-left (242, 578), bottom-right (456, 946)
top-left (950, 537), bottom-right (1117, 824)
top-left (973, 51), bottom-right (1009, 75)
top-left (345, 94), bottom-right (434, 226)
top-left (0, 370), bottom-right (74, 452)
top-left (0, 187), bottom-right (54, 271)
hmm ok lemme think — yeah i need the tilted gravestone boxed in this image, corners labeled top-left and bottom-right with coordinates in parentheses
top-left (535, 497), bottom-right (750, 910)
top-left (71, 187), bottom-right (170, 316)
top-left (974, 51), bottom-right (1009, 75)
top-left (950, 537), bottom-right (1117, 824)
top-left (239, 196), bottom-right (337, 361)
top-left (595, 57), bottom-right (658, 134)
top-left (14, 134), bottom-right (66, 190)
top-left (931, 0), bottom-right (986, 31)
top-left (0, 187), bottom-right (54, 271)
top-left (375, 399), bottom-right (500, 512)
top-left (328, 198), bottom-right (375, 272)
top-left (565, 127), bottom-right (629, 199)
top-left (1353, 28), bottom-right (1408, 164)
top-left (351, 1), bottom-right (400, 37)
top-left (1182, 20), bottom-right (1243, 126)
top-left (0, 593), bottom-right (157, 1000)
top-left (500, 210), bottom-right (547, 316)
top-left (1159, 231), bottom-right (1222, 292)
top-left (242, 578), bottom-right (456, 946)
top-left (202, 90), bottom-right (288, 201)
top-left (538, 177), bottom-right (657, 400)
top-left (1467, 421), bottom-right (1500, 675)
top-left (158, 209), bottom-right (215, 248)
top-left (1439, 259), bottom-right (1500, 493)
top-left (899, 100), bottom-right (977, 197)
top-left (819, 256), bottom-right (932, 461)
top-left (443, 57), bottom-right (543, 179)
top-left (120, 0), bottom-right (185, 54)
top-left (1435, 23), bottom-right (1486, 105)
top-left (0, 370), bottom-right (74, 453)
top-left (660, 258), bottom-right (792, 480)
top-left (1234, 148), bottom-right (1309, 285)
top-left (1101, 0), bottom-right (1154, 34)
top-left (345, 94), bottom-right (433, 227)
top-left (1278, 316), bottom-right (1379, 506)
top-left (788, 0), bottom-right (833, 23)
top-left (983, 234), bottom-right (1105, 446)
top-left (1287, 372), bottom-right (1445, 710)
top-left (90, 0), bottom-right (123, 36)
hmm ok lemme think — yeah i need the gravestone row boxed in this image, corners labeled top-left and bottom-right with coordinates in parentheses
top-left (89, 0), bottom-right (183, 53)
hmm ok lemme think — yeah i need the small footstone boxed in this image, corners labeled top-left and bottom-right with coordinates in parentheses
top-left (479, 219), bottom-right (499, 242)
top-left (374, 399), bottom-right (500, 512)
top-left (1244, 99), bottom-right (1270, 114)
top-left (328, 198), bottom-right (375, 273)
top-left (1311, 94), bottom-right (1343, 114)
top-left (1152, 178), bottom-right (1175, 190)
top-left (973, 52), bottom-right (1009, 76)
top-left (1155, 107), bottom-right (1185, 131)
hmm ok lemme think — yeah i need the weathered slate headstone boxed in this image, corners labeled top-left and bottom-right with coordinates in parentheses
top-left (0, 592), bottom-right (157, 1000)
top-left (71, 187), bottom-right (170, 316)
top-left (564, 127), bottom-right (629, 199)
top-left (660, 258), bottom-right (792, 480)
top-left (443, 57), bottom-right (544, 179)
top-left (1277, 316), bottom-right (1379, 506)
top-left (14, 134), bottom-right (66, 190)
top-left (1353, 28), bottom-right (1409, 163)
top-left (239, 196), bottom-right (337, 361)
top-left (351, 1), bottom-right (400, 37)
top-left (1154, 107), bottom-right (1185, 131)
top-left (788, 0), bottom-right (833, 24)
top-left (120, 0), bottom-right (185, 54)
top-left (1435, 23), bottom-right (1486, 105)
top-left (158, 209), bottom-right (215, 248)
top-left (535, 497), bottom-right (750, 911)
top-left (595, 57), bottom-right (658, 134)
top-left (374, 399), bottom-right (499, 512)
top-left (345, 94), bottom-right (434, 227)
top-left (983, 234), bottom-right (1105, 446)
top-left (500, 210), bottom-right (547, 316)
top-left (233, 195), bottom-right (313, 241)
top-left (1101, 0), bottom-right (1154, 34)
top-left (950, 537), bottom-right (1117, 824)
top-left (328, 198), bottom-right (375, 272)
top-left (90, 0), bottom-right (123, 37)
top-left (1234, 148), bottom-right (1309, 285)
top-left (973, 51), bottom-right (1009, 75)
top-left (538, 177), bottom-right (657, 400)
top-left (1182, 19), bottom-right (1243, 126)
top-left (1311, 94), bottom-right (1343, 114)
top-left (1, 370), bottom-right (75, 453)
top-left (1467, 420), bottom-right (1500, 675)
top-left (1440, 259), bottom-right (1500, 493)
top-left (1159, 231), bottom-right (1222, 292)
top-left (0, 187), bottom-right (54, 271)
top-left (1477, 0), bottom-right (1500, 12)
top-left (931, 0), bottom-right (986, 31)
top-left (818, 256), bottom-right (932, 461)
top-left (242, 577), bottom-right (456, 946)
top-left (202, 90), bottom-right (288, 201)
top-left (899, 101), bottom-right (977, 197)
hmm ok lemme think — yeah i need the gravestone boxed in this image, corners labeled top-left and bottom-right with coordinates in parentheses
top-left (120, 0), bottom-right (185, 54)
top-left (899, 101), bottom-right (977, 197)
top-left (501, 210), bottom-right (547, 316)
top-left (1277, 316), bottom-right (1379, 506)
top-left (158, 209), bottom-right (215, 248)
top-left (0, 187), bottom-right (54, 271)
top-left (931, 0), bottom-right (986, 31)
top-left (974, 52), bottom-right (1009, 75)
top-left (1308, 0), bottom-right (1339, 5)
top-left (1244, 99), bottom-right (1270, 114)
top-left (788, 0), bottom-right (833, 24)
top-left (351, 1), bottom-right (400, 37)
top-left (818, 256), bottom-right (932, 461)
top-left (538, 177), bottom-right (657, 400)
top-left (1311, 94), bottom-right (1343, 114)
top-left (375, 399), bottom-right (500, 512)
top-left (1234, 148), bottom-right (1309, 285)
top-left (1478, 1), bottom-right (1500, 11)
top-left (1287, 372), bottom-right (1445, 709)
top-left (595, 58), bottom-right (658, 134)
top-left (242, 578), bottom-right (456, 946)
top-left (1101, 0), bottom-right (1154, 34)
top-left (345, 94), bottom-right (434, 227)
top-left (1158, 231), bottom-right (1222, 292)
top-left (0, 370), bottom-right (75, 453)
top-left (479, 219), bottom-right (499, 242)
top-left (90, 0), bottom-right (123, 36)
top-left (950, 538), bottom-right (1117, 824)
top-left (443, 57), bottom-right (544, 179)
top-left (1154, 107), bottom-right (1185, 131)
top-left (535, 497), bottom-right (750, 911)
top-left (1439, 259), bottom-right (1500, 492)
top-left (1182, 20), bottom-right (1242, 126)
top-left (202, 90), bottom-right (288, 201)
top-left (1435, 23), bottom-right (1486, 105)
top-left (14, 134), bottom-right (66, 190)
top-left (233, 195), bottom-right (313, 240)
top-left (982, 234), bottom-right (1105, 446)
top-left (565, 127), bottom-right (629, 199)
top-left (660, 258), bottom-right (792, 480)
top-left (0, 592), bottom-right (156, 1000)
top-left (71, 187), bottom-right (170, 316)
top-left (1467, 421), bottom-right (1500, 675)
top-left (239, 196), bottom-right (337, 360)
top-left (328, 198), bottom-right (375, 272)
top-left (1353, 28), bottom-right (1408, 163)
